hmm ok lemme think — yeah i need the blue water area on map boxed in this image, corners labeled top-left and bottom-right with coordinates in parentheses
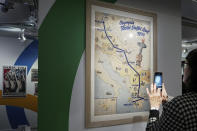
top-left (95, 74), bottom-right (115, 99)
top-left (116, 85), bottom-right (133, 113)
top-left (116, 84), bottom-right (150, 114)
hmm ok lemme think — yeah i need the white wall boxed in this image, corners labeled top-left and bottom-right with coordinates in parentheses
top-left (0, 37), bottom-right (31, 91)
top-left (0, 37), bottom-right (38, 129)
top-left (38, 0), bottom-right (56, 27)
top-left (0, 0), bottom-right (55, 129)
top-left (69, 0), bottom-right (182, 131)
top-left (0, 37), bottom-right (38, 96)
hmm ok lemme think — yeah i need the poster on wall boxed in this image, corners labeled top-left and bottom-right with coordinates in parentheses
top-left (31, 69), bottom-right (38, 82)
top-left (86, 0), bottom-right (157, 128)
top-left (3, 66), bottom-right (27, 97)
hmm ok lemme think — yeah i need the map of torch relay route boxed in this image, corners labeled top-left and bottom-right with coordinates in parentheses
top-left (94, 12), bottom-right (151, 116)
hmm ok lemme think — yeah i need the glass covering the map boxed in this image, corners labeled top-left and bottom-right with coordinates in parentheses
top-left (94, 11), bottom-right (151, 116)
top-left (86, 2), bottom-right (156, 127)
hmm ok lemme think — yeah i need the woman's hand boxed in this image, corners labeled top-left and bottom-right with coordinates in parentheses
top-left (161, 83), bottom-right (168, 103)
top-left (146, 84), bottom-right (162, 109)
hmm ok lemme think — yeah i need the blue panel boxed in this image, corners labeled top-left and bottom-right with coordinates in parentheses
top-left (6, 106), bottom-right (29, 129)
top-left (15, 40), bottom-right (38, 73)
top-left (6, 40), bottom-right (38, 129)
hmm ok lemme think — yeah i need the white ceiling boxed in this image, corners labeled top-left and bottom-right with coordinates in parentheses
top-left (181, 0), bottom-right (197, 42)
top-left (182, 0), bottom-right (197, 21)
top-left (0, 0), bottom-right (196, 42)
top-left (181, 0), bottom-right (197, 58)
top-left (0, 3), bottom-right (30, 24)
top-left (0, 0), bottom-right (38, 38)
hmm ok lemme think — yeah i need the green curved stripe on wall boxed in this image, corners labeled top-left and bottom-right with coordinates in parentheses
top-left (39, 0), bottom-right (117, 131)
top-left (39, 1), bottom-right (85, 131)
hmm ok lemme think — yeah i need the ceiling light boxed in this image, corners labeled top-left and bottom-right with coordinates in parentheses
top-left (18, 28), bottom-right (26, 42)
top-left (21, 29), bottom-right (26, 41)
top-left (183, 48), bottom-right (188, 53)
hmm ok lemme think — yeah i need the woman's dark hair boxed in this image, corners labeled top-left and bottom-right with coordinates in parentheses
top-left (186, 48), bottom-right (197, 92)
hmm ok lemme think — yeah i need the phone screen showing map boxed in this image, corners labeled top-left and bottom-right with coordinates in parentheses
top-left (154, 72), bottom-right (162, 88)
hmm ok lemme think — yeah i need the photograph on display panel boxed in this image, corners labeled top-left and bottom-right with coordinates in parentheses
top-left (86, 0), bottom-right (157, 128)
top-left (31, 69), bottom-right (38, 82)
top-left (3, 66), bottom-right (26, 97)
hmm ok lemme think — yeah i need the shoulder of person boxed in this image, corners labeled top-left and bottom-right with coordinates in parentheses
top-left (165, 92), bottom-right (197, 109)
top-left (166, 95), bottom-right (183, 107)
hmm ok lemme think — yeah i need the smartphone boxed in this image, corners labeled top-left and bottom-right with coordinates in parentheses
top-left (154, 72), bottom-right (162, 89)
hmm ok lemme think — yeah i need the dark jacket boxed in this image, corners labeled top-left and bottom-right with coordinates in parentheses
top-left (146, 91), bottom-right (197, 131)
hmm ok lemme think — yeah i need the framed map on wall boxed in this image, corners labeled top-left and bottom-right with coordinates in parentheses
top-left (86, 0), bottom-right (157, 128)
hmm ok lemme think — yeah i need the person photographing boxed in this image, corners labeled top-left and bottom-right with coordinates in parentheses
top-left (146, 49), bottom-right (197, 131)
